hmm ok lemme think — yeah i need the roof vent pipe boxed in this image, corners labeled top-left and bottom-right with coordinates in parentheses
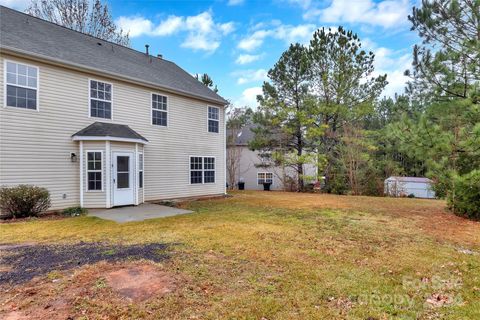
top-left (157, 54), bottom-right (163, 59)
top-left (145, 44), bottom-right (149, 56)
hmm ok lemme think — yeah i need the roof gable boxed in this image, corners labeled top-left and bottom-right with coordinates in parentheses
top-left (0, 6), bottom-right (227, 105)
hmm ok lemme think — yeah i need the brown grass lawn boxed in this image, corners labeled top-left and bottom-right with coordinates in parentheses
top-left (1, 191), bottom-right (480, 319)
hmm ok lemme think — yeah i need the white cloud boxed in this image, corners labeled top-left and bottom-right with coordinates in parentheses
top-left (376, 53), bottom-right (411, 97)
top-left (116, 16), bottom-right (153, 37)
top-left (238, 30), bottom-right (272, 51)
top-left (232, 69), bottom-right (268, 85)
top-left (153, 15), bottom-right (183, 36)
top-left (228, 0), bottom-right (244, 5)
top-left (0, 0), bottom-right (29, 10)
top-left (235, 53), bottom-right (263, 65)
top-left (302, 0), bottom-right (411, 29)
top-left (275, 24), bottom-right (316, 45)
top-left (235, 87), bottom-right (263, 108)
top-left (237, 23), bottom-right (316, 51)
top-left (116, 11), bottom-right (234, 53)
top-left (361, 38), bottom-right (411, 97)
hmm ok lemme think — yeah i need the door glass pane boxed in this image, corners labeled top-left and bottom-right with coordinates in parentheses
top-left (117, 156), bottom-right (129, 172)
top-left (117, 172), bottom-right (129, 189)
top-left (116, 156), bottom-right (130, 189)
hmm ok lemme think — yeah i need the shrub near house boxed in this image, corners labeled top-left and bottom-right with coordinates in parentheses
top-left (0, 185), bottom-right (51, 219)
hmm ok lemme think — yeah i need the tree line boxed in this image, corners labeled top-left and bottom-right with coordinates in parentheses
top-left (228, 0), bottom-right (480, 219)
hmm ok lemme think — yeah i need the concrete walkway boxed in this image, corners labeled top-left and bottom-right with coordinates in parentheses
top-left (89, 203), bottom-right (193, 223)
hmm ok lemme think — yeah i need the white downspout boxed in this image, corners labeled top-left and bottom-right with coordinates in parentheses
top-left (224, 106), bottom-right (227, 195)
top-left (105, 141), bottom-right (111, 208)
top-left (135, 143), bottom-right (139, 205)
top-left (79, 141), bottom-right (84, 207)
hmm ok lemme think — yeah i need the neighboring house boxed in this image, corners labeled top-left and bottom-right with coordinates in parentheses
top-left (227, 125), bottom-right (317, 191)
top-left (0, 6), bottom-right (227, 210)
top-left (384, 176), bottom-right (436, 199)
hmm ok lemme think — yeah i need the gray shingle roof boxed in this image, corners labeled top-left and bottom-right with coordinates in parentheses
top-left (386, 177), bottom-right (432, 183)
top-left (72, 122), bottom-right (148, 142)
top-left (227, 124), bottom-right (256, 146)
top-left (0, 6), bottom-right (227, 105)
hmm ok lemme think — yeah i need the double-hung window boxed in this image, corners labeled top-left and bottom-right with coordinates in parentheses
top-left (90, 80), bottom-right (112, 119)
top-left (257, 172), bottom-right (273, 185)
top-left (190, 157), bottom-right (203, 184)
top-left (204, 157), bottom-right (215, 183)
top-left (5, 61), bottom-right (38, 110)
top-left (87, 151), bottom-right (102, 191)
top-left (138, 153), bottom-right (144, 188)
top-left (190, 156), bottom-right (215, 184)
top-left (152, 94), bottom-right (167, 126)
top-left (208, 106), bottom-right (219, 133)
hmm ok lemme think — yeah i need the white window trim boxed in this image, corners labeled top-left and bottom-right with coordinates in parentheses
top-left (151, 92), bottom-right (169, 127)
top-left (3, 59), bottom-right (40, 112)
top-left (85, 150), bottom-right (104, 192)
top-left (138, 151), bottom-right (144, 188)
top-left (189, 155), bottom-right (216, 185)
top-left (207, 105), bottom-right (220, 133)
top-left (257, 172), bottom-right (274, 185)
top-left (88, 78), bottom-right (113, 120)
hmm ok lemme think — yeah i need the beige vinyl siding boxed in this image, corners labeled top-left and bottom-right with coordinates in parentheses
top-left (83, 142), bottom-right (106, 208)
top-left (0, 53), bottom-right (225, 210)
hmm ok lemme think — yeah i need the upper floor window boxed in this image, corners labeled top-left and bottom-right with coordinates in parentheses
top-left (208, 106), bottom-right (219, 133)
top-left (90, 80), bottom-right (112, 119)
top-left (5, 61), bottom-right (38, 110)
top-left (152, 94), bottom-right (167, 126)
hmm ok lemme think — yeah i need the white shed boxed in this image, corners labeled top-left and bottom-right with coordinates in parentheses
top-left (384, 176), bottom-right (436, 199)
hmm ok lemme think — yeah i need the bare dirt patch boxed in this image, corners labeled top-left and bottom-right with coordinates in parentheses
top-left (105, 264), bottom-right (176, 302)
top-left (0, 261), bottom-right (181, 320)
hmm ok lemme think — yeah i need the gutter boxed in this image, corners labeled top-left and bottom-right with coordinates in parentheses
top-left (0, 46), bottom-right (229, 106)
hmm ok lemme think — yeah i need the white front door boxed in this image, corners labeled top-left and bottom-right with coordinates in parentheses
top-left (113, 152), bottom-right (134, 206)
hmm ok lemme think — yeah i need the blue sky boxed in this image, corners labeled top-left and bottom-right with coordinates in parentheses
top-left (3, 0), bottom-right (419, 108)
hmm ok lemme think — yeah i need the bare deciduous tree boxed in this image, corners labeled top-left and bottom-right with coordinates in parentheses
top-left (226, 106), bottom-right (252, 190)
top-left (27, 0), bottom-right (130, 46)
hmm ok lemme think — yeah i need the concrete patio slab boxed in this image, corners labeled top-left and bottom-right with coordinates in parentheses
top-left (89, 203), bottom-right (193, 223)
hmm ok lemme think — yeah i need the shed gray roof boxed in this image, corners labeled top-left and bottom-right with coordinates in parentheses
top-left (72, 122), bottom-right (148, 142)
top-left (0, 6), bottom-right (227, 105)
top-left (386, 177), bottom-right (432, 183)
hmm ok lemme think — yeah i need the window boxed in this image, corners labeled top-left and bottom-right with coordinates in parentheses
top-left (190, 157), bottom-right (203, 184)
top-left (90, 80), bottom-right (112, 119)
top-left (208, 106), bottom-right (219, 133)
top-left (87, 151), bottom-right (102, 191)
top-left (152, 94), bottom-right (167, 126)
top-left (190, 156), bottom-right (216, 184)
top-left (139, 153), bottom-right (144, 188)
top-left (204, 157), bottom-right (215, 183)
top-left (5, 61), bottom-right (38, 110)
top-left (257, 172), bottom-right (273, 185)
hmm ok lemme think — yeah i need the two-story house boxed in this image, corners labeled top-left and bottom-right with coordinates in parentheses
top-left (0, 6), bottom-right (227, 210)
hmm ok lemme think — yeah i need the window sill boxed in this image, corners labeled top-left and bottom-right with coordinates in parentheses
top-left (4, 105), bottom-right (39, 112)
